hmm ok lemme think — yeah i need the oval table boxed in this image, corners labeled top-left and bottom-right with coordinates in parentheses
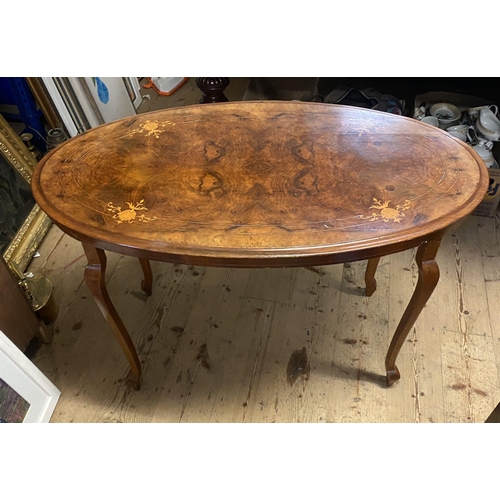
top-left (32, 101), bottom-right (489, 390)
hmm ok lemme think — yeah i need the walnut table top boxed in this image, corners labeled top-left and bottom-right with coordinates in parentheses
top-left (33, 101), bottom-right (488, 267)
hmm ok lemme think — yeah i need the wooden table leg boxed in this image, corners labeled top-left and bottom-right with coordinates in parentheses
top-left (138, 258), bottom-right (153, 296)
top-left (82, 243), bottom-right (141, 390)
top-left (385, 238), bottom-right (441, 386)
top-left (365, 257), bottom-right (381, 297)
top-left (485, 401), bottom-right (500, 423)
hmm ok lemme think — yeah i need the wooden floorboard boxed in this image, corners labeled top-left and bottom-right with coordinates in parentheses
top-left (24, 81), bottom-right (500, 423)
top-left (27, 213), bottom-right (500, 423)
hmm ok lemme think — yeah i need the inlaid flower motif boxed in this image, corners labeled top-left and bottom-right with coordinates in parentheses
top-left (107, 199), bottom-right (157, 224)
top-left (128, 119), bottom-right (175, 139)
top-left (360, 198), bottom-right (411, 223)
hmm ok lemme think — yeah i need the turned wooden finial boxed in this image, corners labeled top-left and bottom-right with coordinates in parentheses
top-left (196, 77), bottom-right (230, 103)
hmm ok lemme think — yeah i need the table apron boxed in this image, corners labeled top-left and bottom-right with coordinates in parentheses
top-left (61, 228), bottom-right (447, 269)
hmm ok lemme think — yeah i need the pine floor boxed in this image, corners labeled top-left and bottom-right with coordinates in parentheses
top-left (27, 78), bottom-right (500, 423)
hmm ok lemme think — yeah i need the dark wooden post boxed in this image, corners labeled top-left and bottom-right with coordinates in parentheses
top-left (196, 78), bottom-right (230, 103)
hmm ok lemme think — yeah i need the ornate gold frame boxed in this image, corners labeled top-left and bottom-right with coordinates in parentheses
top-left (0, 114), bottom-right (51, 272)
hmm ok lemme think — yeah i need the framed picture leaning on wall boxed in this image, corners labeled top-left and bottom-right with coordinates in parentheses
top-left (0, 113), bottom-right (51, 273)
top-left (0, 330), bottom-right (60, 423)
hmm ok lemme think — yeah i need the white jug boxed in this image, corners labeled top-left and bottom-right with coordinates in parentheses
top-left (477, 107), bottom-right (500, 141)
top-left (473, 141), bottom-right (496, 167)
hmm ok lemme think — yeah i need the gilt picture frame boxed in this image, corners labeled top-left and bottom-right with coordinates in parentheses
top-left (0, 113), bottom-right (51, 272)
top-left (0, 330), bottom-right (60, 423)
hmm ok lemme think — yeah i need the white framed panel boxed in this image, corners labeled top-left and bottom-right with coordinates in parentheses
top-left (41, 77), bottom-right (79, 137)
top-left (83, 77), bottom-right (137, 123)
top-left (123, 77), bottom-right (143, 109)
top-left (0, 330), bottom-right (60, 423)
top-left (67, 77), bottom-right (101, 128)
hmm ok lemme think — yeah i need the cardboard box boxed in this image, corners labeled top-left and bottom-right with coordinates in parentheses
top-left (472, 144), bottom-right (500, 217)
top-left (471, 168), bottom-right (500, 216)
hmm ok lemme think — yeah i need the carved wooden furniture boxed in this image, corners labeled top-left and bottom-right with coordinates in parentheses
top-left (32, 102), bottom-right (488, 390)
top-left (196, 78), bottom-right (230, 103)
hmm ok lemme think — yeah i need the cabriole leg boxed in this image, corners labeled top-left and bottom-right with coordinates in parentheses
top-left (139, 258), bottom-right (153, 296)
top-left (365, 256), bottom-right (381, 297)
top-left (82, 242), bottom-right (141, 390)
top-left (385, 238), bottom-right (441, 386)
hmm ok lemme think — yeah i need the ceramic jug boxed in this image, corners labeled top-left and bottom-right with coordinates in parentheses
top-left (477, 107), bottom-right (500, 141)
top-left (473, 141), bottom-right (496, 167)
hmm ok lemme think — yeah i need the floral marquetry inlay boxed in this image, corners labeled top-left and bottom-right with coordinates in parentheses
top-left (359, 198), bottom-right (411, 223)
top-left (107, 200), bottom-right (157, 224)
top-left (128, 119), bottom-right (175, 139)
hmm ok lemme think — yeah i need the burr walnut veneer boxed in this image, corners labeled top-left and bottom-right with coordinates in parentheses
top-left (32, 101), bottom-right (489, 390)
